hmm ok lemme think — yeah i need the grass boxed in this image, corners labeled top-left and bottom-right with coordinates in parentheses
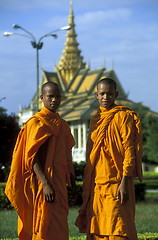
top-left (0, 210), bottom-right (17, 239)
top-left (0, 207), bottom-right (83, 239)
top-left (68, 207), bottom-right (85, 238)
top-left (0, 203), bottom-right (158, 239)
top-left (135, 202), bottom-right (158, 234)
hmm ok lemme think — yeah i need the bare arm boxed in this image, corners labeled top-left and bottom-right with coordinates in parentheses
top-left (33, 156), bottom-right (54, 202)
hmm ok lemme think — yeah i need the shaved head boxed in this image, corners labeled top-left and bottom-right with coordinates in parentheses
top-left (41, 82), bottom-right (61, 95)
top-left (97, 78), bottom-right (117, 90)
top-left (96, 78), bottom-right (119, 109)
top-left (40, 81), bottom-right (61, 112)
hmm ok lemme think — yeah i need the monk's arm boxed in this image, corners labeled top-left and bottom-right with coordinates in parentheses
top-left (117, 113), bottom-right (136, 204)
top-left (33, 156), bottom-right (54, 202)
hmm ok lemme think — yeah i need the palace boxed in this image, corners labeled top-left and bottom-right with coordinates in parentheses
top-left (18, 1), bottom-right (139, 162)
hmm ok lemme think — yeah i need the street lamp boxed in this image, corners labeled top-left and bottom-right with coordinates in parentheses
top-left (3, 24), bottom-right (71, 112)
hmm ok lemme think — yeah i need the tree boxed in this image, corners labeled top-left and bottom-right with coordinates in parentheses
top-left (143, 115), bottom-right (158, 164)
top-left (128, 103), bottom-right (158, 164)
top-left (0, 107), bottom-right (20, 181)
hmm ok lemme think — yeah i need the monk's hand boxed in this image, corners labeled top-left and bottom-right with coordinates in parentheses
top-left (116, 176), bottom-right (129, 205)
top-left (42, 183), bottom-right (55, 202)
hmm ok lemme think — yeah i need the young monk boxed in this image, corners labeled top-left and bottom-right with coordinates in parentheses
top-left (75, 78), bottom-right (143, 240)
top-left (5, 82), bottom-right (76, 240)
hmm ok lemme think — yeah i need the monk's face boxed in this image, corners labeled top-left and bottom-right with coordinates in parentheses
top-left (40, 84), bottom-right (61, 112)
top-left (96, 83), bottom-right (118, 109)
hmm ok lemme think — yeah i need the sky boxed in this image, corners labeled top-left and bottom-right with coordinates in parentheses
top-left (0, 0), bottom-right (158, 115)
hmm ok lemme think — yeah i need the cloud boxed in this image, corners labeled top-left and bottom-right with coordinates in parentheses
top-left (0, 0), bottom-right (68, 10)
top-left (44, 16), bottom-right (68, 29)
top-left (76, 8), bottom-right (132, 28)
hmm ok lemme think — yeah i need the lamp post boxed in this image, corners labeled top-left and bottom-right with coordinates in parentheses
top-left (3, 24), bottom-right (71, 112)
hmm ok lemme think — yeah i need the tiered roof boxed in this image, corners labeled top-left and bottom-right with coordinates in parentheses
top-left (40, 67), bottom-right (132, 121)
top-left (38, 0), bottom-right (134, 121)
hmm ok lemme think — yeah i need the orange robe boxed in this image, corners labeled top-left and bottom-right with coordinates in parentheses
top-left (75, 106), bottom-right (142, 240)
top-left (5, 107), bottom-right (75, 240)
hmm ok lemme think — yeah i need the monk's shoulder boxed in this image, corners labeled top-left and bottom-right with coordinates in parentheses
top-left (61, 118), bottom-right (73, 136)
top-left (114, 109), bottom-right (135, 125)
top-left (24, 116), bottom-right (42, 129)
top-left (61, 118), bottom-right (70, 128)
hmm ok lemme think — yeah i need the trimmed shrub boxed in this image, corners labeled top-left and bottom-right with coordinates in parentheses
top-left (68, 181), bottom-right (83, 206)
top-left (73, 161), bottom-right (86, 181)
top-left (1, 171), bottom-right (158, 209)
top-left (135, 182), bottom-right (146, 202)
top-left (0, 183), bottom-right (13, 209)
top-left (0, 181), bottom-right (149, 209)
top-left (138, 233), bottom-right (158, 240)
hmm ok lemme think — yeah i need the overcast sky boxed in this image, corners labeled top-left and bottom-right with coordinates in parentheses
top-left (0, 0), bottom-right (158, 114)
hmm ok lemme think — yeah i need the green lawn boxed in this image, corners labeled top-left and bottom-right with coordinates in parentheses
top-left (0, 203), bottom-right (158, 239)
top-left (136, 202), bottom-right (158, 233)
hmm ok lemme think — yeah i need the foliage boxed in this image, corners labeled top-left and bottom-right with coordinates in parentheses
top-left (143, 115), bottom-right (158, 164)
top-left (143, 171), bottom-right (158, 178)
top-left (1, 169), bottom-right (158, 210)
top-left (134, 182), bottom-right (146, 202)
top-left (2, 236), bottom-right (158, 240)
top-left (73, 161), bottom-right (86, 181)
top-left (2, 171), bottom-right (158, 210)
top-left (0, 107), bottom-right (20, 181)
top-left (142, 179), bottom-right (158, 190)
top-left (127, 103), bottom-right (158, 164)
top-left (1, 237), bottom-right (158, 240)
top-left (0, 181), bottom-right (83, 210)
top-left (68, 182), bottom-right (83, 206)
top-left (138, 233), bottom-right (158, 240)
top-left (1, 179), bottom-right (155, 210)
top-left (145, 191), bottom-right (158, 202)
top-left (0, 183), bottom-right (13, 209)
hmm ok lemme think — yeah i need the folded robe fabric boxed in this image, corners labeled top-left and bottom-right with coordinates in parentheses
top-left (75, 105), bottom-right (142, 240)
top-left (5, 107), bottom-right (75, 240)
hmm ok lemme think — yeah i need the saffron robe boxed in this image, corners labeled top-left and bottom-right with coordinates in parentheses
top-left (75, 106), bottom-right (142, 240)
top-left (5, 107), bottom-right (75, 240)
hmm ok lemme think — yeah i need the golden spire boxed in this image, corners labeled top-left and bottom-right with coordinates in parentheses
top-left (56, 0), bottom-right (86, 87)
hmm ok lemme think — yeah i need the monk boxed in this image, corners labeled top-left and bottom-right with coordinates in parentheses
top-left (75, 78), bottom-right (143, 240)
top-left (5, 82), bottom-right (76, 240)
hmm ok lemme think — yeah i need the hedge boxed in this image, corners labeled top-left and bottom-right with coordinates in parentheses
top-left (143, 171), bottom-right (158, 178)
top-left (138, 172), bottom-right (158, 191)
top-left (1, 233), bottom-right (158, 240)
top-left (0, 182), bottom-right (84, 209)
top-left (0, 181), bottom-right (147, 209)
top-left (1, 171), bottom-right (158, 209)
top-left (0, 183), bottom-right (13, 209)
top-left (1, 164), bottom-right (158, 209)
